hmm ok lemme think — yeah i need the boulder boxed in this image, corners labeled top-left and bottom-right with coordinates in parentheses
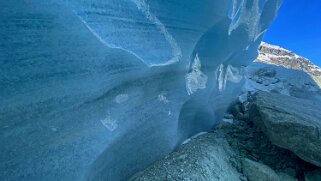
top-left (130, 131), bottom-right (242, 181)
top-left (305, 169), bottom-right (321, 181)
top-left (250, 91), bottom-right (321, 167)
top-left (241, 158), bottom-right (280, 181)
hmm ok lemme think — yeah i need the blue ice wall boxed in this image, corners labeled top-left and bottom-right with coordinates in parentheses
top-left (0, 0), bottom-right (282, 180)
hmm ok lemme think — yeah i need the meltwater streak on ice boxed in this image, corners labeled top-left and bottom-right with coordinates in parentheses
top-left (74, 12), bottom-right (148, 67)
top-left (131, 0), bottom-right (182, 66)
top-left (218, 64), bottom-right (225, 91)
top-left (72, 0), bottom-right (182, 67)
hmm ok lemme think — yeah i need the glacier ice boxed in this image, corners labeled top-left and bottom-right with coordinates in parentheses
top-left (0, 0), bottom-right (282, 180)
top-left (185, 54), bottom-right (208, 95)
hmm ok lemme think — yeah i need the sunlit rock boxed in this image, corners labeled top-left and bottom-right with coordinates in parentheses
top-left (250, 91), bottom-right (321, 167)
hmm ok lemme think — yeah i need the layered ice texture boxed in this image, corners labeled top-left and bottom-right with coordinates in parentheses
top-left (0, 0), bottom-right (282, 180)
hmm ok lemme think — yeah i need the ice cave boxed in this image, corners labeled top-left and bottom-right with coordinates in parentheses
top-left (0, 0), bottom-right (286, 180)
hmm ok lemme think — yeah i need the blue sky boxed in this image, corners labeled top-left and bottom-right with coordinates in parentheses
top-left (263, 0), bottom-right (321, 66)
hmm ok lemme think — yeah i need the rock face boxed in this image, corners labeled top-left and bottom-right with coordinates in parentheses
top-left (257, 42), bottom-right (321, 87)
top-left (222, 88), bottom-right (321, 181)
top-left (0, 0), bottom-right (282, 180)
top-left (250, 91), bottom-right (321, 167)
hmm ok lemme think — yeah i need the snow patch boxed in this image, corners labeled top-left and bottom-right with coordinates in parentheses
top-left (115, 94), bottom-right (129, 104)
top-left (157, 92), bottom-right (170, 104)
top-left (100, 115), bottom-right (118, 132)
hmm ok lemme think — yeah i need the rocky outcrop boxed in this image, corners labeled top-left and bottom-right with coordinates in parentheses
top-left (128, 56), bottom-right (321, 180)
top-left (223, 89), bottom-right (321, 181)
top-left (257, 42), bottom-right (321, 87)
top-left (250, 91), bottom-right (321, 167)
top-left (129, 89), bottom-right (321, 180)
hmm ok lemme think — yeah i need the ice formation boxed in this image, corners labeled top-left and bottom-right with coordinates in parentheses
top-left (0, 0), bottom-right (282, 180)
top-left (185, 54), bottom-right (208, 95)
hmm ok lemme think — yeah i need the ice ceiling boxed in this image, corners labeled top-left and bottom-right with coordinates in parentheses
top-left (0, 0), bottom-right (282, 180)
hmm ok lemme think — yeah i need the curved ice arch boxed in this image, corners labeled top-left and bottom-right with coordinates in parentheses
top-left (0, 0), bottom-right (283, 181)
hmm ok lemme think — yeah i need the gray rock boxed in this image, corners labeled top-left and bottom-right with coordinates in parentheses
top-left (241, 158), bottom-right (280, 181)
top-left (239, 175), bottom-right (248, 181)
top-left (254, 67), bottom-right (277, 78)
top-left (130, 131), bottom-right (242, 181)
top-left (305, 169), bottom-right (321, 181)
top-left (224, 114), bottom-right (235, 119)
top-left (250, 91), bottom-right (321, 167)
top-left (277, 172), bottom-right (298, 181)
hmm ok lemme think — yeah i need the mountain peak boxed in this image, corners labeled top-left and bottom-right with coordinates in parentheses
top-left (257, 42), bottom-right (321, 86)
